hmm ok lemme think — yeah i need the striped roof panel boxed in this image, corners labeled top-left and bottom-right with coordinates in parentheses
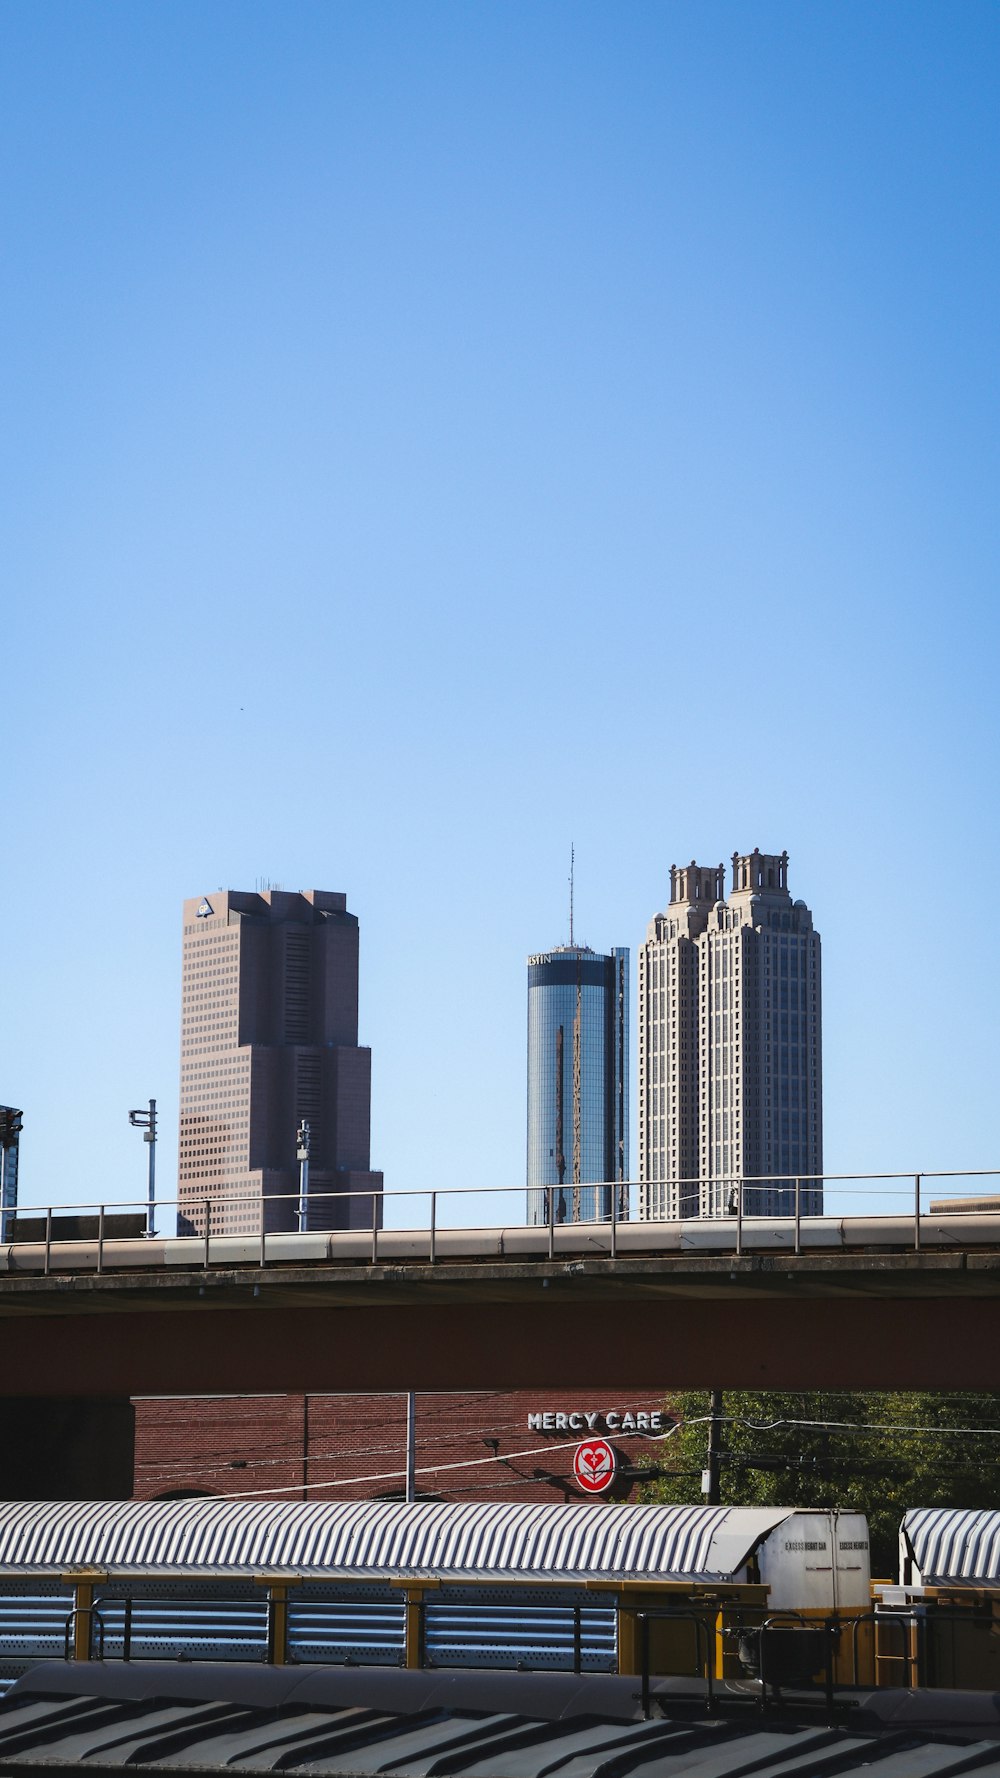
top-left (0, 1499), bottom-right (793, 1581)
top-left (904, 1508), bottom-right (1000, 1584)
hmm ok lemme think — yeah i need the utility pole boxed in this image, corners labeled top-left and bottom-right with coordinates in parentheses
top-left (128, 1100), bottom-right (157, 1236)
top-left (296, 1121), bottom-right (310, 1234)
top-left (302, 1395), bottom-right (309, 1501)
top-left (405, 1391), bottom-right (416, 1504)
top-left (703, 1389), bottom-right (724, 1505)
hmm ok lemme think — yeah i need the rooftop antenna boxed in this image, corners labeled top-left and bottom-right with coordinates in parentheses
top-left (569, 844), bottom-right (575, 948)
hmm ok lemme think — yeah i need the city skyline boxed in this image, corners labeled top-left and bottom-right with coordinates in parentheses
top-left (2, 4), bottom-right (997, 1217)
top-left (0, 832), bottom-right (992, 1222)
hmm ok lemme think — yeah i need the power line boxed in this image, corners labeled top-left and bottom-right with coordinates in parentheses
top-left (139, 1434), bottom-right (642, 1502)
top-left (678, 1414), bottom-right (1000, 1439)
top-left (134, 1397), bottom-right (674, 1485)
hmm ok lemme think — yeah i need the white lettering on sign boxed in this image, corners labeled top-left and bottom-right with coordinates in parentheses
top-left (526, 1408), bottom-right (670, 1438)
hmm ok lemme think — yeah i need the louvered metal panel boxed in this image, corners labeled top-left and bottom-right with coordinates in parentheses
top-left (287, 1594), bottom-right (405, 1665)
top-left (0, 1499), bottom-right (791, 1583)
top-left (0, 1590), bottom-right (72, 1659)
top-left (423, 1602), bottom-right (616, 1672)
top-left (0, 1582), bottom-right (612, 1674)
top-left (0, 1580), bottom-right (75, 1685)
top-left (94, 1597), bottom-right (269, 1663)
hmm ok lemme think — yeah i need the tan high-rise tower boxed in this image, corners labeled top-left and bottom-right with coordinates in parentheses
top-left (638, 850), bottom-right (822, 1220)
top-left (637, 863), bottom-right (722, 1217)
top-left (178, 890), bottom-right (382, 1235)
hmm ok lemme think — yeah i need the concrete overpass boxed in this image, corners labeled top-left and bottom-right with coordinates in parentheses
top-left (2, 1242), bottom-right (1000, 1398)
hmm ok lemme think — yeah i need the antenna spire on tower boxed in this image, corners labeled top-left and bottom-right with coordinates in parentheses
top-left (569, 843), bottom-right (575, 948)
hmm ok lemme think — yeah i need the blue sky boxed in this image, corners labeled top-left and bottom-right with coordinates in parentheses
top-left (2, 0), bottom-right (997, 1223)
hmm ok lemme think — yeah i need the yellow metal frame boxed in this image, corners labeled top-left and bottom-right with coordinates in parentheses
top-left (60, 1569), bottom-right (110, 1663)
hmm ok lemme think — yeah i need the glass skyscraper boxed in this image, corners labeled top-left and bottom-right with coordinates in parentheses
top-left (526, 945), bottom-right (629, 1225)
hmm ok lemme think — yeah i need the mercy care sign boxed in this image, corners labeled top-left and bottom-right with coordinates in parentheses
top-left (527, 1408), bottom-right (669, 1436)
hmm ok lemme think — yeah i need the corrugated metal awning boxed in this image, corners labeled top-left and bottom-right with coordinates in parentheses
top-left (903, 1508), bottom-right (1000, 1585)
top-left (0, 1500), bottom-right (795, 1581)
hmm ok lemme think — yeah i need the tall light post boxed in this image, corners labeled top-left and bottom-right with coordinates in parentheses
top-left (296, 1121), bottom-right (310, 1234)
top-left (128, 1099), bottom-right (157, 1236)
top-left (0, 1107), bottom-right (22, 1243)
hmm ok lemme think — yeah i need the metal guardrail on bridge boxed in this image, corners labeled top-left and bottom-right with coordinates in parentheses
top-left (2, 1170), bottom-right (1000, 1275)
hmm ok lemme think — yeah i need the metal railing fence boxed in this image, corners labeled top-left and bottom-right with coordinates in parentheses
top-left (3, 1169), bottom-right (1000, 1274)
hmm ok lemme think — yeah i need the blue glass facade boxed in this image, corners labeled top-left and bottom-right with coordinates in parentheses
top-left (526, 947), bottom-right (629, 1224)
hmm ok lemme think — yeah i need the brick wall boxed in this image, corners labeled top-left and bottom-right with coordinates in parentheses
top-left (133, 1390), bottom-right (677, 1505)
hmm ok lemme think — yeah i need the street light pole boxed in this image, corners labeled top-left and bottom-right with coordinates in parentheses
top-left (296, 1121), bottom-right (310, 1234)
top-left (0, 1108), bottom-right (23, 1244)
top-left (128, 1099), bottom-right (157, 1237)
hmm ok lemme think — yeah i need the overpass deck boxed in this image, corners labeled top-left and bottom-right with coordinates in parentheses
top-left (2, 1236), bottom-right (1000, 1395)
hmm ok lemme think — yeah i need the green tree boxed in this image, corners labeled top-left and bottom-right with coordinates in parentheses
top-left (639, 1391), bottom-right (1000, 1577)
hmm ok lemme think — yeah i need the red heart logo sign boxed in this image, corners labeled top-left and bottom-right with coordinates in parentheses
top-left (573, 1438), bottom-right (616, 1493)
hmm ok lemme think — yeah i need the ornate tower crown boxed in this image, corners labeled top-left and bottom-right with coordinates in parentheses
top-left (730, 848), bottom-right (790, 895)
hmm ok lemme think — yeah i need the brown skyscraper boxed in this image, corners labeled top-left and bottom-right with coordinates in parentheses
top-left (178, 890), bottom-right (382, 1235)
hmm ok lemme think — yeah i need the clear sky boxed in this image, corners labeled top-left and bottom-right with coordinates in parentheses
top-left (2, 0), bottom-right (997, 1224)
